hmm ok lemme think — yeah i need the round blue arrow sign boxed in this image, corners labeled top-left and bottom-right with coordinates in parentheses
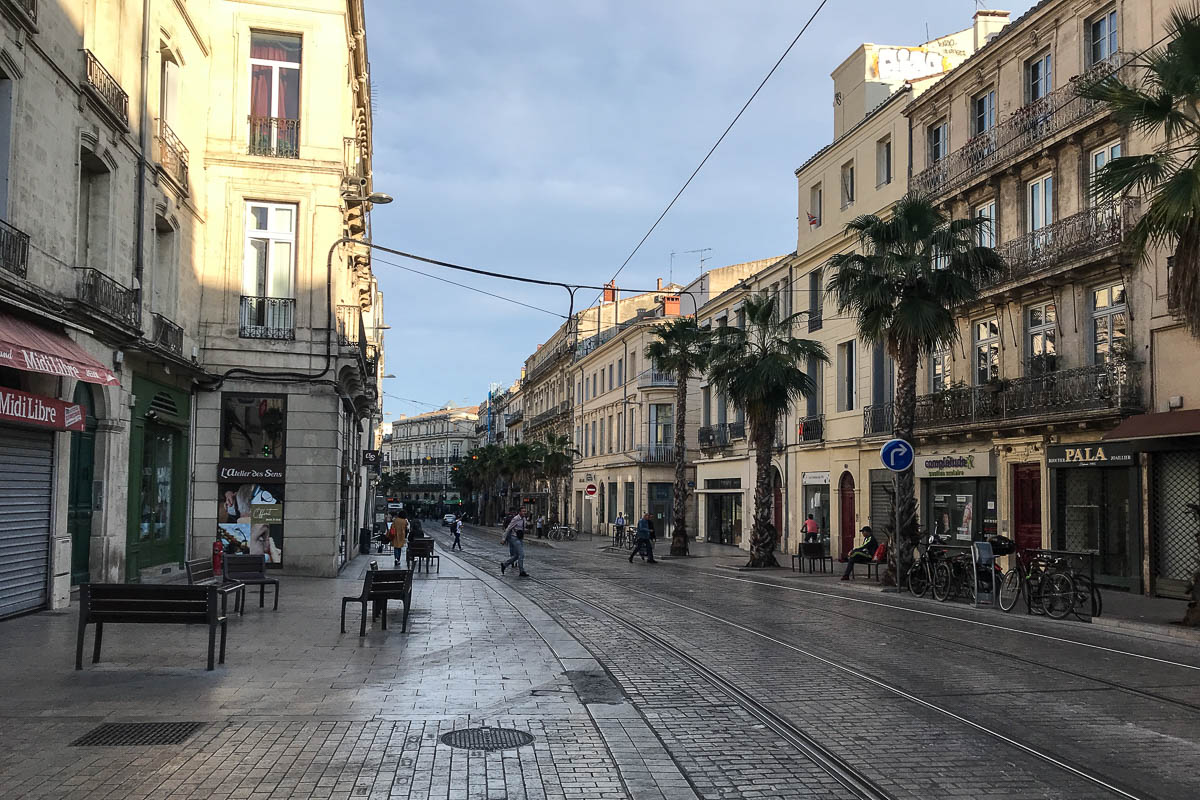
top-left (880, 438), bottom-right (914, 472)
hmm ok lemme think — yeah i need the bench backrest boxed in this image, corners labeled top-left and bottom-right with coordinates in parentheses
top-left (185, 558), bottom-right (215, 584)
top-left (80, 583), bottom-right (217, 624)
top-left (409, 539), bottom-right (434, 557)
top-left (224, 554), bottom-right (268, 580)
top-left (366, 568), bottom-right (412, 598)
top-left (801, 542), bottom-right (824, 559)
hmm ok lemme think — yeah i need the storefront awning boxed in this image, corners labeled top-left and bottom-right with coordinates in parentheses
top-left (1102, 410), bottom-right (1200, 442)
top-left (0, 312), bottom-right (118, 386)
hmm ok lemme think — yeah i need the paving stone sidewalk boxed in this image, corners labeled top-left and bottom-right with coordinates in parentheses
top-left (0, 553), bottom-right (692, 800)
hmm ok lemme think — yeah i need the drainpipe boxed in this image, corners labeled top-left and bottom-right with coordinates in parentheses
top-left (134, 0), bottom-right (152, 325)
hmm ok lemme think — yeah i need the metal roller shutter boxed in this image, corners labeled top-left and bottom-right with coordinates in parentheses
top-left (869, 470), bottom-right (893, 536)
top-left (0, 427), bottom-right (53, 618)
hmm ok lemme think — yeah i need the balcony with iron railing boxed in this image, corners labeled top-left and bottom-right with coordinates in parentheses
top-left (912, 54), bottom-right (1126, 199)
top-left (75, 268), bottom-right (138, 328)
top-left (528, 401), bottom-right (570, 430)
top-left (0, 219), bottom-right (30, 278)
top-left (155, 119), bottom-right (189, 191)
top-left (637, 444), bottom-right (676, 464)
top-left (797, 414), bottom-right (825, 443)
top-left (239, 296), bottom-right (295, 340)
top-left (698, 424), bottom-right (731, 450)
top-left (914, 361), bottom-right (1141, 432)
top-left (729, 421), bottom-right (746, 441)
top-left (150, 313), bottom-right (183, 355)
top-left (637, 369), bottom-right (675, 389)
top-left (248, 116), bottom-right (300, 158)
top-left (985, 198), bottom-right (1138, 293)
top-left (862, 402), bottom-right (895, 438)
top-left (3, 0), bottom-right (37, 30)
top-left (525, 343), bottom-right (571, 383)
top-left (83, 50), bottom-right (128, 127)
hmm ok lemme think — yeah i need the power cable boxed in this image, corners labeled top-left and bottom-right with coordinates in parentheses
top-left (585, 0), bottom-right (831, 309)
top-left (373, 256), bottom-right (566, 318)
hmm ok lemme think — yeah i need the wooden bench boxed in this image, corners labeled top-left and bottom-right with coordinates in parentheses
top-left (76, 583), bottom-right (228, 671)
top-left (407, 538), bottom-right (439, 573)
top-left (341, 567), bottom-right (413, 636)
top-left (223, 554), bottom-right (280, 610)
top-left (185, 558), bottom-right (246, 616)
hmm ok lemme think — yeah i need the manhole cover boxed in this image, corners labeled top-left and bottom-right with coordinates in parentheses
top-left (71, 722), bottom-right (206, 747)
top-left (439, 727), bottom-right (534, 752)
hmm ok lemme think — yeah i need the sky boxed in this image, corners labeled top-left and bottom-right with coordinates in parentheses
top-left (365, 0), bottom-right (1039, 421)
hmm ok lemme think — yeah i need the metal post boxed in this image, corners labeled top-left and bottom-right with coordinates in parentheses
top-left (893, 471), bottom-right (902, 590)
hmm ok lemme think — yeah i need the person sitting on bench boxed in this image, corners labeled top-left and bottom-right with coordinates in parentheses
top-left (841, 526), bottom-right (879, 581)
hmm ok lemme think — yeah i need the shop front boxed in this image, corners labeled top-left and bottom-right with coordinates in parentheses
top-left (801, 472), bottom-right (830, 541)
top-left (127, 377), bottom-right (192, 581)
top-left (1047, 442), bottom-right (1140, 591)
top-left (702, 478), bottom-right (743, 546)
top-left (917, 451), bottom-right (997, 544)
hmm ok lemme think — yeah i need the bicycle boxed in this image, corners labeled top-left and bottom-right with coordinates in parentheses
top-left (548, 525), bottom-right (577, 542)
top-left (1000, 551), bottom-right (1096, 620)
top-left (905, 533), bottom-right (947, 598)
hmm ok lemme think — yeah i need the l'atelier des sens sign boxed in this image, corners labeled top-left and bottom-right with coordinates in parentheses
top-left (0, 385), bottom-right (85, 432)
top-left (218, 460), bottom-right (286, 483)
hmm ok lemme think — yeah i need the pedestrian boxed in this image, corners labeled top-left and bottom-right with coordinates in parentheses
top-left (536, 514), bottom-right (546, 539)
top-left (500, 507), bottom-right (530, 577)
top-left (388, 511), bottom-right (409, 567)
top-left (614, 512), bottom-right (626, 544)
top-left (803, 513), bottom-right (821, 543)
top-left (451, 514), bottom-right (463, 551)
top-left (629, 512), bottom-right (657, 564)
top-left (841, 526), bottom-right (879, 581)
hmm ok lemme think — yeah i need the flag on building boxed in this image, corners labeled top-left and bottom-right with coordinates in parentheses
top-left (807, 212), bottom-right (819, 227)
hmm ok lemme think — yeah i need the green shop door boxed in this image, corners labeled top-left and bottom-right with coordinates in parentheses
top-left (68, 384), bottom-right (98, 585)
top-left (126, 379), bottom-right (191, 582)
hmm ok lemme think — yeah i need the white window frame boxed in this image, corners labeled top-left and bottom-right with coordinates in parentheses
top-left (1027, 50), bottom-right (1053, 102)
top-left (972, 88), bottom-right (996, 137)
top-left (1089, 8), bottom-right (1119, 66)
top-left (1089, 140), bottom-right (1122, 202)
top-left (973, 318), bottom-right (1001, 385)
top-left (930, 349), bottom-right (952, 393)
top-left (876, 136), bottom-right (892, 187)
top-left (1091, 282), bottom-right (1128, 363)
top-left (1026, 300), bottom-right (1057, 374)
top-left (836, 340), bottom-right (856, 412)
top-left (1027, 174), bottom-right (1053, 233)
top-left (973, 200), bottom-right (997, 248)
top-left (840, 160), bottom-right (855, 209)
top-left (249, 32), bottom-right (302, 120)
top-left (929, 120), bottom-right (948, 163)
top-left (810, 183), bottom-right (823, 228)
top-left (243, 201), bottom-right (297, 298)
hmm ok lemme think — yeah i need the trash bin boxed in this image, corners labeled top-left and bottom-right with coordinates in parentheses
top-left (359, 526), bottom-right (371, 555)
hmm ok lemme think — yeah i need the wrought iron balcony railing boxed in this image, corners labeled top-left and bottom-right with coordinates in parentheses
top-left (0, 218), bottom-right (30, 278)
top-left (156, 119), bottom-right (189, 190)
top-left (797, 414), bottom-right (825, 443)
top-left (698, 424), bottom-right (732, 449)
top-left (637, 445), bottom-right (676, 464)
top-left (525, 342), bottom-right (571, 383)
top-left (76, 268), bottom-right (138, 327)
top-left (807, 307), bottom-right (823, 333)
top-left (637, 369), bottom-right (675, 389)
top-left (83, 50), bottom-right (129, 126)
top-left (150, 313), bottom-right (183, 355)
top-left (5, 0), bottom-right (37, 27)
top-left (912, 54), bottom-right (1126, 198)
top-left (528, 402), bottom-right (570, 429)
top-left (862, 402), bottom-right (895, 437)
top-left (239, 295), bottom-right (295, 339)
top-left (506, 408), bottom-right (523, 424)
top-left (989, 198), bottom-right (1138, 290)
top-left (729, 421), bottom-right (746, 440)
top-left (914, 361), bottom-right (1141, 431)
top-left (247, 116), bottom-right (300, 159)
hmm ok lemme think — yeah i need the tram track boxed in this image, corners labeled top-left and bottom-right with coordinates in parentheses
top-left (444, 530), bottom-right (1171, 799)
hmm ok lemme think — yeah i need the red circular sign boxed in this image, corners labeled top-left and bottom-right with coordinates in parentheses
top-left (584, 483), bottom-right (598, 497)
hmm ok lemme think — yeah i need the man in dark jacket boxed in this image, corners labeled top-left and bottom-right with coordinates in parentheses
top-left (629, 512), bottom-right (658, 564)
top-left (841, 526), bottom-right (879, 580)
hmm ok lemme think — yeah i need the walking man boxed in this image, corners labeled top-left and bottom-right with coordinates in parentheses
top-left (536, 514), bottom-right (546, 539)
top-left (629, 512), bottom-right (657, 564)
top-left (388, 511), bottom-right (409, 567)
top-left (451, 514), bottom-right (463, 551)
top-left (501, 507), bottom-right (530, 577)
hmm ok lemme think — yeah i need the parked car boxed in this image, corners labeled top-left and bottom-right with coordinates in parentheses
top-left (442, 513), bottom-right (456, 527)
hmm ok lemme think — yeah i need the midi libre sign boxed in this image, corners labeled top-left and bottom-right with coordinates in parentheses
top-left (0, 386), bottom-right (85, 431)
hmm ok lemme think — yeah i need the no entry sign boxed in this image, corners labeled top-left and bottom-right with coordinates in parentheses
top-left (585, 483), bottom-right (598, 497)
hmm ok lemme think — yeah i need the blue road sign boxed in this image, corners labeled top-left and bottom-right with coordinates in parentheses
top-left (880, 438), bottom-right (914, 472)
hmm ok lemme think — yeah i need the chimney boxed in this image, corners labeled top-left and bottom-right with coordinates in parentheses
top-left (603, 281), bottom-right (616, 303)
top-left (656, 278), bottom-right (663, 290)
top-left (663, 295), bottom-right (681, 317)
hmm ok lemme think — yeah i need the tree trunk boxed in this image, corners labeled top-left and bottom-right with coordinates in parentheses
top-left (746, 418), bottom-right (779, 568)
top-left (671, 376), bottom-right (690, 556)
top-left (548, 475), bottom-right (561, 527)
top-left (1170, 218), bottom-right (1200, 338)
top-left (892, 341), bottom-right (921, 587)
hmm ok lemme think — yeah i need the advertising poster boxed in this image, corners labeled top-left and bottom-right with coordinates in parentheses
top-left (217, 483), bottom-right (284, 565)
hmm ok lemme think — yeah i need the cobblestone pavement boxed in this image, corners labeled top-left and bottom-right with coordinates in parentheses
top-left (447, 523), bottom-right (1200, 800)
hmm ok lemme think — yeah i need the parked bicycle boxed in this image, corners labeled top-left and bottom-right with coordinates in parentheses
top-left (906, 532), bottom-right (948, 598)
top-left (999, 549), bottom-right (1100, 620)
top-left (548, 525), bottom-right (577, 542)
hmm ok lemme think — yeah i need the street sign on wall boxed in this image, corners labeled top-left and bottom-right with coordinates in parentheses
top-left (879, 438), bottom-right (914, 472)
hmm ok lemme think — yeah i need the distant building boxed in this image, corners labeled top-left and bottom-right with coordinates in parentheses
top-left (387, 406), bottom-right (478, 515)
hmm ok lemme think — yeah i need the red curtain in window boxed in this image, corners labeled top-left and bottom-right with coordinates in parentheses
top-left (250, 65), bottom-right (272, 118)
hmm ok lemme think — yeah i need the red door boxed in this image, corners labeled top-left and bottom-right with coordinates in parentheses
top-left (1012, 464), bottom-right (1042, 552)
top-left (839, 472), bottom-right (856, 557)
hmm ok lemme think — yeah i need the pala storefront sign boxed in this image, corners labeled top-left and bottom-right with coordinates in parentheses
top-left (218, 460), bottom-right (286, 483)
top-left (0, 385), bottom-right (85, 431)
top-left (1047, 442), bottom-right (1135, 468)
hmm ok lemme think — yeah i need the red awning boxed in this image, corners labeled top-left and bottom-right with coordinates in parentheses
top-left (1102, 410), bottom-right (1200, 442)
top-left (0, 312), bottom-right (119, 385)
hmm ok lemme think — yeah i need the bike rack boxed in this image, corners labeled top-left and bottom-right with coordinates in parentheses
top-left (971, 541), bottom-right (998, 608)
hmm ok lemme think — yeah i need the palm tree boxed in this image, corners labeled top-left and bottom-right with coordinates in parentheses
top-left (539, 432), bottom-right (577, 526)
top-left (1079, 4), bottom-right (1200, 336)
top-left (646, 317), bottom-right (712, 555)
top-left (827, 191), bottom-right (1005, 582)
top-left (708, 293), bottom-right (828, 568)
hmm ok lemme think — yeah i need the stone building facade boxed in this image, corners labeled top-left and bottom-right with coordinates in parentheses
top-left (386, 405), bottom-right (477, 516)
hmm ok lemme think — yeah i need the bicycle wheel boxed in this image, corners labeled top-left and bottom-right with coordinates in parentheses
top-left (1071, 576), bottom-right (1103, 620)
top-left (931, 562), bottom-right (952, 601)
top-left (998, 568), bottom-right (1022, 612)
top-left (1040, 573), bottom-right (1075, 619)
top-left (907, 562), bottom-right (930, 598)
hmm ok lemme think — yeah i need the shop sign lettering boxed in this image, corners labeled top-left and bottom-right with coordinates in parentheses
top-left (1047, 443), bottom-right (1134, 468)
top-left (915, 451), bottom-right (992, 478)
top-left (0, 385), bottom-right (85, 431)
top-left (218, 460), bottom-right (286, 482)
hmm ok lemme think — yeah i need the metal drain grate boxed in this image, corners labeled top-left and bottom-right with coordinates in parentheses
top-left (71, 721), bottom-right (206, 747)
top-left (439, 726), bottom-right (534, 752)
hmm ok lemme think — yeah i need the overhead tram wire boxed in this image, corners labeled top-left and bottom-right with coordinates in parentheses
top-left (372, 255), bottom-right (566, 319)
top-left (583, 0), bottom-right (831, 310)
